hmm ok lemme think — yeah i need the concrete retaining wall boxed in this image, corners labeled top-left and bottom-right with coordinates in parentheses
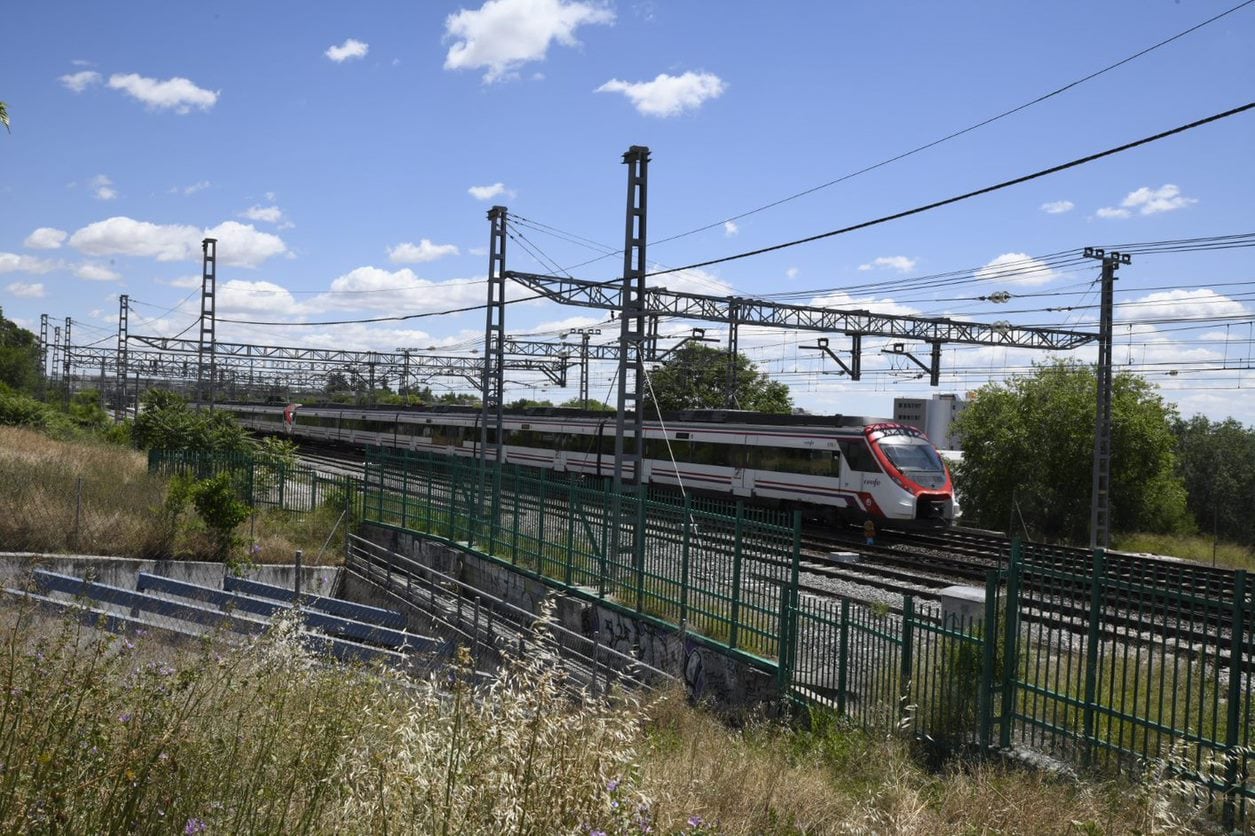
top-left (0, 552), bottom-right (342, 597)
top-left (354, 524), bottom-right (781, 714)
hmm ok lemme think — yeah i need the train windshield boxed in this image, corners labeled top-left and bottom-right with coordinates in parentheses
top-left (877, 438), bottom-right (945, 474)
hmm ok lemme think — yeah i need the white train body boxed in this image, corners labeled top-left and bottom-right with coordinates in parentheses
top-left (223, 404), bottom-right (957, 527)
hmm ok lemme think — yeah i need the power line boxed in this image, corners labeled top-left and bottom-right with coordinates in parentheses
top-left (646, 101), bottom-right (1255, 277)
top-left (216, 292), bottom-right (549, 327)
top-left (634, 0), bottom-right (1255, 252)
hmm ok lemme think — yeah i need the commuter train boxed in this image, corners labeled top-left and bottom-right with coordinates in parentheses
top-left (220, 402), bottom-right (958, 527)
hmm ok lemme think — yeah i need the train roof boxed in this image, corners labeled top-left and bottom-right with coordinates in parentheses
top-left (222, 400), bottom-right (893, 429)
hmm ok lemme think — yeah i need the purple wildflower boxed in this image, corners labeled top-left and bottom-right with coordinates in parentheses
top-left (184, 817), bottom-right (208, 834)
top-left (118, 711), bottom-right (133, 723)
top-left (688, 815), bottom-right (704, 828)
top-left (607, 778), bottom-right (621, 793)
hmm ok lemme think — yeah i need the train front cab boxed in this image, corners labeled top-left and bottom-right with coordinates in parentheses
top-left (864, 423), bottom-right (955, 528)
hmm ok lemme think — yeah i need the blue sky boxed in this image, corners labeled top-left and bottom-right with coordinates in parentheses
top-left (2, 0), bottom-right (1253, 422)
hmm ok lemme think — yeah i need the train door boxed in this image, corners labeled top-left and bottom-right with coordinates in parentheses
top-left (730, 436), bottom-right (751, 496)
top-left (837, 438), bottom-right (881, 513)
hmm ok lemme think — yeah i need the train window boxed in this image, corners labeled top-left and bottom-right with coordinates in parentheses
top-left (431, 425), bottom-right (464, 446)
top-left (750, 447), bottom-right (838, 476)
top-left (879, 438), bottom-right (944, 473)
top-left (838, 439), bottom-right (880, 473)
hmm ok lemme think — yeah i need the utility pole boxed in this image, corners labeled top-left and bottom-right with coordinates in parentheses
top-left (563, 328), bottom-right (601, 406)
top-left (116, 295), bottom-right (128, 421)
top-left (38, 314), bottom-right (48, 399)
top-left (1085, 247), bottom-right (1129, 550)
top-left (480, 206), bottom-right (508, 466)
top-left (197, 238), bottom-right (217, 409)
top-left (62, 317), bottom-right (72, 408)
top-left (614, 146), bottom-right (649, 492)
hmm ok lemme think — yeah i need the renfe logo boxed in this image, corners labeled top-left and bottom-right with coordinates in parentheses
top-left (863, 477), bottom-right (881, 488)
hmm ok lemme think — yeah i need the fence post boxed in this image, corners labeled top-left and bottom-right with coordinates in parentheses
top-left (775, 578), bottom-right (797, 695)
top-left (1082, 548), bottom-right (1106, 767)
top-left (900, 596), bottom-right (915, 724)
top-left (838, 598), bottom-right (850, 716)
top-left (73, 477), bottom-right (83, 550)
top-left (598, 482), bottom-right (610, 599)
top-left (1223, 570), bottom-right (1248, 831)
top-left (728, 500), bottom-right (745, 649)
top-left (999, 539), bottom-right (1022, 749)
top-left (294, 549), bottom-right (303, 604)
top-left (680, 492), bottom-right (692, 625)
top-left (278, 463), bottom-right (286, 510)
top-left (564, 482), bottom-right (575, 587)
top-left (401, 464), bottom-right (408, 529)
top-left (634, 484), bottom-right (647, 613)
top-left (979, 570), bottom-right (999, 749)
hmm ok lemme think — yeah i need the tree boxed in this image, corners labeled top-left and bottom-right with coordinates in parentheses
top-left (0, 101), bottom-right (9, 133)
top-left (131, 389), bottom-right (253, 453)
top-left (951, 360), bottom-right (1189, 543)
top-left (643, 344), bottom-right (792, 414)
top-left (1173, 415), bottom-right (1255, 544)
top-left (0, 315), bottom-right (41, 394)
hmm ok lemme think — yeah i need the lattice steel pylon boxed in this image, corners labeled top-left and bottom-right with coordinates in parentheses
top-left (1086, 247), bottom-right (1129, 550)
top-left (115, 295), bottom-right (129, 421)
top-left (197, 238), bottom-right (217, 408)
top-left (614, 146), bottom-right (650, 492)
top-left (62, 317), bottom-right (72, 407)
top-left (38, 314), bottom-right (48, 398)
top-left (480, 206), bottom-right (508, 465)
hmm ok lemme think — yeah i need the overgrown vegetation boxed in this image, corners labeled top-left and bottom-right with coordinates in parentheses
top-left (953, 360), bottom-right (1192, 542)
top-left (0, 605), bottom-right (1215, 834)
top-left (0, 426), bottom-right (340, 563)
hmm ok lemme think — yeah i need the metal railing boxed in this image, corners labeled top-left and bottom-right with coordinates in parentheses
top-left (362, 447), bottom-right (802, 665)
top-left (154, 447), bottom-right (1255, 825)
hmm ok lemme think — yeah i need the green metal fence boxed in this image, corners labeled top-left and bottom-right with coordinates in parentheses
top-left (149, 448), bottom-right (360, 522)
top-left (362, 447), bottom-right (802, 662)
top-left (157, 445), bottom-right (1252, 826)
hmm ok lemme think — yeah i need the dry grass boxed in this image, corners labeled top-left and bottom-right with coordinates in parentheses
top-left (0, 595), bottom-right (1229, 835)
top-left (635, 690), bottom-right (1220, 835)
top-left (1115, 531), bottom-right (1255, 573)
top-left (0, 426), bottom-right (344, 564)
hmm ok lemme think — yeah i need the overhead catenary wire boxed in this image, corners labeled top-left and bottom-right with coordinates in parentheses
top-left (645, 102), bottom-right (1255, 278)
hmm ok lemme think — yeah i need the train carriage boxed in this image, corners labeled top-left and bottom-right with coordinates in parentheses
top-left (222, 403), bottom-right (957, 527)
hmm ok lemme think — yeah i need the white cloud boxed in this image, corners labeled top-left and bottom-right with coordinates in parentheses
top-left (25, 227), bottom-right (68, 250)
top-left (389, 240), bottom-right (461, 263)
top-left (975, 252), bottom-right (1057, 287)
top-left (312, 266), bottom-right (487, 315)
top-left (1122, 183), bottom-right (1198, 215)
top-left (858, 256), bottom-right (917, 273)
top-left (60, 70), bottom-right (101, 93)
top-left (325, 38), bottom-right (369, 63)
top-left (786, 267), bottom-right (798, 280)
top-left (1120, 288), bottom-right (1249, 325)
top-left (203, 221), bottom-right (289, 267)
top-left (596, 71), bottom-right (725, 117)
top-left (240, 205), bottom-right (293, 228)
top-left (91, 174), bottom-right (117, 201)
top-left (0, 253), bottom-right (58, 275)
top-left (68, 216), bottom-right (287, 267)
top-left (107, 73), bottom-right (219, 113)
top-left (468, 182), bottom-right (511, 201)
top-left (75, 262), bottom-right (121, 281)
top-left (1041, 200), bottom-right (1074, 214)
top-left (6, 282), bottom-right (45, 299)
top-left (218, 280), bottom-right (303, 315)
top-left (645, 266), bottom-right (731, 296)
top-left (176, 180), bottom-right (211, 195)
top-left (723, 221), bottom-right (738, 237)
top-left (807, 290), bottom-right (919, 318)
top-left (1098, 183), bottom-right (1197, 219)
top-left (444, 0), bottom-right (615, 83)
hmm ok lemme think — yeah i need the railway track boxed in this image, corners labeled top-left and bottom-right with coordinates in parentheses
top-left (288, 439), bottom-right (1248, 663)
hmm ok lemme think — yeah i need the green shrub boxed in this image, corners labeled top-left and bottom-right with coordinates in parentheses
top-left (188, 472), bottom-right (251, 565)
